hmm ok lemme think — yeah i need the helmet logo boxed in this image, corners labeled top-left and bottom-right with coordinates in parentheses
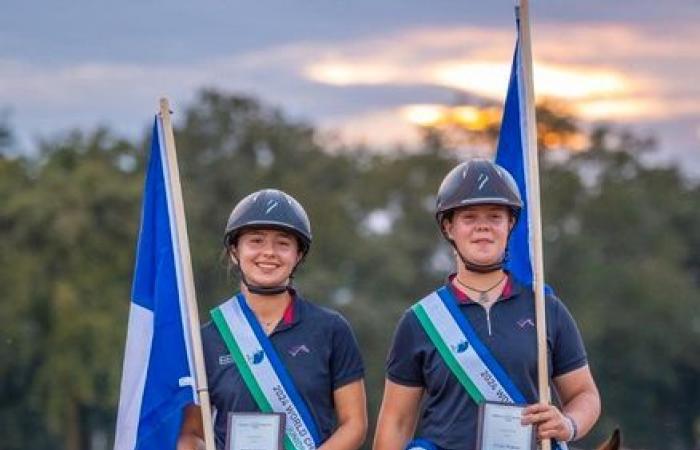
top-left (265, 200), bottom-right (279, 214)
top-left (477, 173), bottom-right (489, 190)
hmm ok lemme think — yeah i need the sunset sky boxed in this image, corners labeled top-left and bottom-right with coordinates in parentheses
top-left (2, 1), bottom-right (699, 174)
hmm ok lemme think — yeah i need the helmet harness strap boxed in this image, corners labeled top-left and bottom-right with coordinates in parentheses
top-left (449, 239), bottom-right (507, 273)
top-left (442, 215), bottom-right (516, 274)
top-left (238, 268), bottom-right (293, 295)
top-left (229, 245), bottom-right (306, 296)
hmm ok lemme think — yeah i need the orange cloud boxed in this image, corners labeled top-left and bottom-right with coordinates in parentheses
top-left (299, 23), bottom-right (698, 123)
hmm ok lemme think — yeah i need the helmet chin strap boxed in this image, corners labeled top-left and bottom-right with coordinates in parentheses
top-left (240, 270), bottom-right (291, 295)
top-left (449, 240), bottom-right (506, 274)
top-left (231, 250), bottom-right (301, 296)
top-left (442, 216), bottom-right (515, 275)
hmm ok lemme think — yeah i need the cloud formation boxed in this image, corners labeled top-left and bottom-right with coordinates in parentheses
top-left (1, 21), bottom-right (698, 165)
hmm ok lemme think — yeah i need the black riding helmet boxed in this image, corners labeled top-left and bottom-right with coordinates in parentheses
top-left (224, 188), bottom-right (312, 295)
top-left (435, 159), bottom-right (522, 273)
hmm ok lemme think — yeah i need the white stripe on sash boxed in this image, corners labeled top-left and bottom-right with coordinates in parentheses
top-left (417, 292), bottom-right (514, 403)
top-left (216, 299), bottom-right (318, 450)
top-left (413, 290), bottom-right (569, 450)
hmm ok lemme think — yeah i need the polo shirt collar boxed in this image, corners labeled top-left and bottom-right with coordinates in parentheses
top-left (446, 272), bottom-right (523, 304)
top-left (238, 289), bottom-right (303, 335)
top-left (272, 288), bottom-right (303, 333)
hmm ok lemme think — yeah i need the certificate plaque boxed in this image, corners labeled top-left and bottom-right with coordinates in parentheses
top-left (225, 412), bottom-right (285, 450)
top-left (476, 402), bottom-right (535, 450)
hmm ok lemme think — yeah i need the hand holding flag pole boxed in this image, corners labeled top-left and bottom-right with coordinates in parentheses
top-left (514, 4), bottom-right (552, 448)
top-left (495, 1), bottom-right (552, 449)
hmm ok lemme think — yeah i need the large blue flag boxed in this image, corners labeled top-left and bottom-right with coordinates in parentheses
top-left (114, 117), bottom-right (195, 450)
top-left (495, 19), bottom-right (553, 297)
top-left (495, 33), bottom-right (534, 287)
top-left (495, 12), bottom-right (563, 450)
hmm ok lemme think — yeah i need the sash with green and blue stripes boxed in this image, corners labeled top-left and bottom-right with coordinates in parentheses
top-left (211, 294), bottom-right (321, 450)
top-left (412, 286), bottom-right (526, 404)
top-left (409, 286), bottom-right (567, 450)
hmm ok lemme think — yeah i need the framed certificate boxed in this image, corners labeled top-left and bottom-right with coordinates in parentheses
top-left (476, 402), bottom-right (535, 450)
top-left (225, 412), bottom-right (286, 450)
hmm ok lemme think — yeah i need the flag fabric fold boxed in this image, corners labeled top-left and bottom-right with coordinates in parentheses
top-left (114, 117), bottom-right (196, 450)
top-left (495, 15), bottom-right (563, 450)
top-left (495, 33), bottom-right (536, 288)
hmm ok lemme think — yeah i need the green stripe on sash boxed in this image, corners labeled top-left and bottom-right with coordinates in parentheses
top-left (211, 308), bottom-right (300, 450)
top-left (412, 304), bottom-right (485, 404)
top-left (211, 308), bottom-right (272, 412)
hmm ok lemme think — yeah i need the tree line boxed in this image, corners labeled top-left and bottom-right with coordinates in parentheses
top-left (1, 89), bottom-right (699, 450)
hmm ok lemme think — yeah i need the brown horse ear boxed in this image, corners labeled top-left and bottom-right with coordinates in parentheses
top-left (596, 428), bottom-right (621, 450)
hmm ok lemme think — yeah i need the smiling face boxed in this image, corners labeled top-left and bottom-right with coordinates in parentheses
top-left (442, 204), bottom-right (514, 268)
top-left (231, 228), bottom-right (302, 288)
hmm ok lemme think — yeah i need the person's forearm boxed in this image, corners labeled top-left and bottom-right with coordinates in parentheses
top-left (562, 390), bottom-right (601, 440)
top-left (373, 418), bottom-right (415, 450)
top-left (373, 381), bottom-right (422, 450)
top-left (373, 431), bottom-right (406, 450)
top-left (177, 433), bottom-right (205, 450)
top-left (317, 419), bottom-right (366, 450)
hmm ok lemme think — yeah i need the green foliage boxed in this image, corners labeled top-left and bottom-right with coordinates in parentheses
top-left (0, 129), bottom-right (142, 450)
top-left (542, 130), bottom-right (700, 449)
top-left (1, 90), bottom-right (699, 449)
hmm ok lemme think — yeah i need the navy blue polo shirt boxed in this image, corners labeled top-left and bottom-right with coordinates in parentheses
top-left (202, 294), bottom-right (365, 450)
top-left (386, 275), bottom-right (587, 450)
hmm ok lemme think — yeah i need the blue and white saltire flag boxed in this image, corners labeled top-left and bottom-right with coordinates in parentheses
top-left (114, 117), bottom-right (196, 450)
top-left (495, 16), bottom-right (554, 298)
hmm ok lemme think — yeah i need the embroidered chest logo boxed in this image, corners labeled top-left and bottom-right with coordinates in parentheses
top-left (247, 350), bottom-right (265, 365)
top-left (288, 344), bottom-right (310, 357)
top-left (517, 318), bottom-right (535, 329)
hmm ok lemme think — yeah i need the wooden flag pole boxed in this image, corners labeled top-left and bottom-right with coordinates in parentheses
top-left (159, 98), bottom-right (216, 450)
top-left (516, 2), bottom-right (551, 449)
